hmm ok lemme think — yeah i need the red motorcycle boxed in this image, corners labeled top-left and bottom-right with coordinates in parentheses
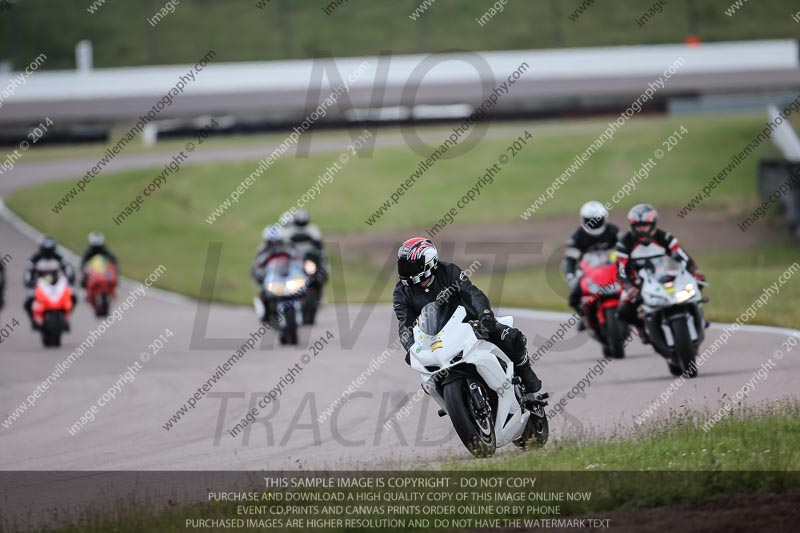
top-left (85, 255), bottom-right (118, 317)
top-left (578, 250), bottom-right (630, 359)
top-left (32, 270), bottom-right (73, 348)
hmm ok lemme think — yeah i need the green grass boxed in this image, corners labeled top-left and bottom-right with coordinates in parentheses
top-left (459, 399), bottom-right (800, 472)
top-left (27, 402), bottom-right (800, 532)
top-left (9, 114), bottom-right (783, 231)
top-left (3, 0), bottom-right (799, 70)
top-left (6, 114), bottom-right (798, 329)
top-left (0, 125), bottom-right (420, 164)
top-left (0, 129), bottom-right (325, 164)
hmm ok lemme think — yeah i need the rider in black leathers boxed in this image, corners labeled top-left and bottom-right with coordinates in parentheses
top-left (392, 237), bottom-right (542, 394)
top-left (284, 209), bottom-right (328, 305)
top-left (80, 232), bottom-right (118, 288)
top-left (23, 236), bottom-right (76, 328)
top-left (562, 201), bottom-right (619, 317)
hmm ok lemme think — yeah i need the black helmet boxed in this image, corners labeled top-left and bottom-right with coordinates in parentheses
top-left (627, 204), bottom-right (658, 242)
top-left (292, 209), bottom-right (310, 227)
top-left (397, 237), bottom-right (439, 286)
top-left (39, 235), bottom-right (57, 256)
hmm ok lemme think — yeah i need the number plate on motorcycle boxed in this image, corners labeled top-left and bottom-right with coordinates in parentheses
top-left (430, 336), bottom-right (443, 351)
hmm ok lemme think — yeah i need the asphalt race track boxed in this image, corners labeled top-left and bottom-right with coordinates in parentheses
top-left (1, 145), bottom-right (798, 524)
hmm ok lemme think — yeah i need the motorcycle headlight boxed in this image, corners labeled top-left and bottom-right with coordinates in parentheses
top-left (284, 277), bottom-right (306, 294)
top-left (304, 260), bottom-right (317, 275)
top-left (675, 284), bottom-right (696, 303)
top-left (266, 281), bottom-right (285, 296)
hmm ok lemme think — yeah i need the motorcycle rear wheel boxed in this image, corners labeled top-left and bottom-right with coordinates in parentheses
top-left (443, 379), bottom-right (496, 458)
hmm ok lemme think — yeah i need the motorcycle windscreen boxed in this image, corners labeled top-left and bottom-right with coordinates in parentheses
top-left (648, 256), bottom-right (682, 278)
top-left (265, 256), bottom-right (292, 280)
top-left (417, 302), bottom-right (452, 336)
top-left (581, 250), bottom-right (612, 268)
top-left (88, 255), bottom-right (109, 271)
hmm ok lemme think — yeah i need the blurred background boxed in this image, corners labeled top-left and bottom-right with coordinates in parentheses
top-left (2, 0), bottom-right (799, 67)
top-left (1, 0), bottom-right (798, 326)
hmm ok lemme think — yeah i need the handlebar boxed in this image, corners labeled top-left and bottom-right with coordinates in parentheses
top-left (468, 320), bottom-right (491, 340)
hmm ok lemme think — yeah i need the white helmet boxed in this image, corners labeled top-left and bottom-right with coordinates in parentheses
top-left (88, 232), bottom-right (106, 247)
top-left (579, 201), bottom-right (608, 236)
top-left (292, 209), bottom-right (310, 227)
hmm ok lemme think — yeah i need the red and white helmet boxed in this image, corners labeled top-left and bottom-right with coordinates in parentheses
top-left (627, 203), bottom-right (658, 241)
top-left (397, 237), bottom-right (439, 286)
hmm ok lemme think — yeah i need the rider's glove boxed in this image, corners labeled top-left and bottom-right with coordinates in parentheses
top-left (690, 266), bottom-right (706, 283)
top-left (478, 309), bottom-right (496, 332)
top-left (621, 286), bottom-right (639, 302)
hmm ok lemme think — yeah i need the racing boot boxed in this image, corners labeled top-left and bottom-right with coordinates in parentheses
top-left (515, 354), bottom-right (542, 394)
top-left (516, 359), bottom-right (547, 411)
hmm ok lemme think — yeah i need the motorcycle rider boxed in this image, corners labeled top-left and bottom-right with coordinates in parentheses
top-left (80, 232), bottom-right (118, 288)
top-left (393, 237), bottom-right (542, 396)
top-left (283, 209), bottom-right (324, 253)
top-left (251, 225), bottom-right (298, 323)
top-left (284, 208), bottom-right (328, 288)
top-left (562, 201), bottom-right (619, 326)
top-left (615, 204), bottom-right (705, 341)
top-left (23, 236), bottom-right (76, 329)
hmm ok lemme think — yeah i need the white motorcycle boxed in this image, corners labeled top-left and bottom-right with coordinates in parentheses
top-left (637, 255), bottom-right (707, 377)
top-left (409, 303), bottom-right (548, 458)
top-left (253, 255), bottom-right (308, 345)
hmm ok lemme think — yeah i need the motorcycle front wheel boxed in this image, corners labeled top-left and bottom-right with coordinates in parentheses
top-left (671, 318), bottom-right (698, 378)
top-left (41, 311), bottom-right (64, 348)
top-left (443, 379), bottom-right (496, 458)
top-left (279, 303), bottom-right (298, 345)
top-left (514, 411), bottom-right (549, 450)
top-left (603, 308), bottom-right (627, 359)
top-left (95, 293), bottom-right (110, 317)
